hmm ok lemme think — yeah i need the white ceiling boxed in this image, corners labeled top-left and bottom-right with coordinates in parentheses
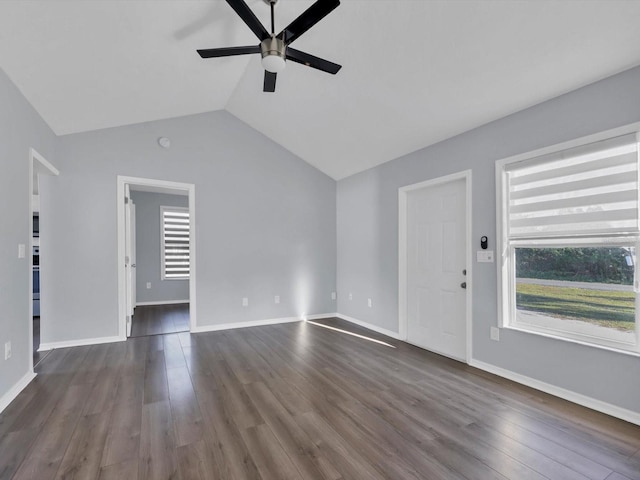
top-left (1, 1), bottom-right (640, 180)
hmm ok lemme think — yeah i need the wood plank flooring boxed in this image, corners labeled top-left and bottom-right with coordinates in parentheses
top-left (130, 304), bottom-right (189, 338)
top-left (32, 317), bottom-right (51, 367)
top-left (1, 317), bottom-right (639, 480)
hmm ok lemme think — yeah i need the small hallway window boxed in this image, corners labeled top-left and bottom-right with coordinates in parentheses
top-left (161, 206), bottom-right (190, 280)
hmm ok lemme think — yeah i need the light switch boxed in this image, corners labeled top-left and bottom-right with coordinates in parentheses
top-left (18, 244), bottom-right (25, 258)
top-left (477, 250), bottom-right (494, 263)
top-left (274, 295), bottom-right (280, 304)
top-left (242, 297), bottom-right (249, 307)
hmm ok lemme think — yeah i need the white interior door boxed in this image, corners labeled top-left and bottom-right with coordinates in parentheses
top-left (131, 203), bottom-right (137, 311)
top-left (406, 177), bottom-right (467, 360)
top-left (124, 184), bottom-right (133, 337)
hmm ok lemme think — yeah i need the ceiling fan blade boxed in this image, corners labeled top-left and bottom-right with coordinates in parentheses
top-left (286, 48), bottom-right (341, 74)
top-left (226, 0), bottom-right (270, 40)
top-left (197, 45), bottom-right (260, 58)
top-left (264, 71), bottom-right (277, 92)
top-left (278, 0), bottom-right (340, 45)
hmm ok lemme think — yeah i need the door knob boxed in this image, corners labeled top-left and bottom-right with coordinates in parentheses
top-left (462, 269), bottom-right (466, 275)
top-left (460, 282), bottom-right (467, 289)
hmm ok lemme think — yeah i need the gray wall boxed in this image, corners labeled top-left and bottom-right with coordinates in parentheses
top-left (42, 110), bottom-right (336, 344)
top-left (130, 191), bottom-right (189, 304)
top-left (337, 65), bottom-right (640, 414)
top-left (0, 68), bottom-right (56, 399)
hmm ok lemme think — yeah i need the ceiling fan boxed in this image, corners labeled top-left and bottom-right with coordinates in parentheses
top-left (197, 0), bottom-right (342, 93)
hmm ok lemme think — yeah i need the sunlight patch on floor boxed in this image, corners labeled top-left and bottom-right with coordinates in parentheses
top-left (306, 320), bottom-right (396, 348)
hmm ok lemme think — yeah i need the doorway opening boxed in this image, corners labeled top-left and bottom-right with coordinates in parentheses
top-left (29, 148), bottom-right (59, 369)
top-left (117, 176), bottom-right (196, 340)
top-left (398, 170), bottom-right (473, 363)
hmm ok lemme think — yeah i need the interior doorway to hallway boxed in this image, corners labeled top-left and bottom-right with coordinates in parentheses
top-left (117, 176), bottom-right (196, 340)
top-left (29, 148), bottom-right (59, 369)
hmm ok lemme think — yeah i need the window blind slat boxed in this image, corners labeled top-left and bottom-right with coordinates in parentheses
top-left (509, 189), bottom-right (637, 215)
top-left (509, 172), bottom-right (635, 201)
top-left (507, 134), bottom-right (638, 176)
top-left (509, 151), bottom-right (636, 187)
top-left (510, 221), bottom-right (638, 237)
top-left (510, 208), bottom-right (637, 229)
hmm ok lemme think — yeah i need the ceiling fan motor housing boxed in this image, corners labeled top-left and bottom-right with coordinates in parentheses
top-left (260, 37), bottom-right (286, 72)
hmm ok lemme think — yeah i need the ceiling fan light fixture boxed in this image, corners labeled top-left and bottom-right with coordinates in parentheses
top-left (262, 54), bottom-right (286, 73)
top-left (260, 37), bottom-right (286, 73)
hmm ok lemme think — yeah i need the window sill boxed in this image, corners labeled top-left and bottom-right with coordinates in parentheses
top-left (502, 324), bottom-right (640, 358)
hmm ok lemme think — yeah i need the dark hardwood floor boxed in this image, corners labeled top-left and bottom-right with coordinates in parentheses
top-left (32, 317), bottom-right (41, 365)
top-left (2, 317), bottom-right (639, 480)
top-left (130, 304), bottom-right (190, 338)
top-left (32, 317), bottom-right (51, 368)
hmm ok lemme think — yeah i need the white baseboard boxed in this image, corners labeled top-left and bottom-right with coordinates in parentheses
top-left (39, 335), bottom-right (123, 352)
top-left (306, 313), bottom-right (338, 320)
top-left (136, 300), bottom-right (189, 306)
top-left (335, 313), bottom-right (401, 340)
top-left (470, 359), bottom-right (640, 426)
top-left (0, 371), bottom-right (36, 414)
top-left (191, 316), bottom-right (301, 333)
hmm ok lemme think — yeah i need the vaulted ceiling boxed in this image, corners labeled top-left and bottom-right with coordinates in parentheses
top-left (1, 1), bottom-right (640, 179)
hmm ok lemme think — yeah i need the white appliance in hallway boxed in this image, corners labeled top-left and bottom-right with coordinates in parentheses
top-left (33, 211), bottom-right (40, 317)
top-left (33, 244), bottom-right (40, 317)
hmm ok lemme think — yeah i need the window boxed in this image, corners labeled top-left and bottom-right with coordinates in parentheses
top-left (497, 131), bottom-right (640, 353)
top-left (161, 206), bottom-right (190, 280)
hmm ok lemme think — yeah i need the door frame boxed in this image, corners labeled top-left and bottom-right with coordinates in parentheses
top-left (398, 169), bottom-right (473, 363)
top-left (28, 148), bottom-right (59, 371)
top-left (116, 176), bottom-right (196, 340)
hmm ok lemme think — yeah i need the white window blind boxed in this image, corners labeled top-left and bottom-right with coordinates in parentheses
top-left (505, 133), bottom-right (640, 239)
top-left (162, 207), bottom-right (190, 279)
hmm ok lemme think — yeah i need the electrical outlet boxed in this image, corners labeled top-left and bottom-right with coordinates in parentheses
top-left (242, 297), bottom-right (249, 307)
top-left (331, 292), bottom-right (337, 300)
top-left (348, 293), bottom-right (353, 301)
top-left (490, 327), bottom-right (500, 341)
top-left (4, 341), bottom-right (11, 360)
top-left (18, 244), bottom-right (25, 258)
top-left (146, 282), bottom-right (151, 289)
top-left (274, 295), bottom-right (280, 304)
top-left (367, 298), bottom-right (372, 308)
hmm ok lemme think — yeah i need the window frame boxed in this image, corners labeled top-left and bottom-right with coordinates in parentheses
top-left (160, 205), bottom-right (190, 281)
top-left (496, 124), bottom-right (640, 356)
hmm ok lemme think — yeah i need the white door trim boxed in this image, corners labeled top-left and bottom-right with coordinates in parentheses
top-left (28, 148), bottom-right (59, 373)
top-left (116, 176), bottom-right (196, 340)
top-left (398, 169), bottom-right (473, 363)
